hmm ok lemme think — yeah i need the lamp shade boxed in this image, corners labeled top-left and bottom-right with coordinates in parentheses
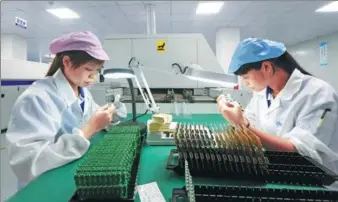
top-left (182, 66), bottom-right (238, 88)
top-left (103, 68), bottom-right (135, 79)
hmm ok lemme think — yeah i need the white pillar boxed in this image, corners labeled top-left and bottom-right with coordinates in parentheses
top-left (215, 28), bottom-right (240, 73)
top-left (1, 34), bottom-right (27, 60)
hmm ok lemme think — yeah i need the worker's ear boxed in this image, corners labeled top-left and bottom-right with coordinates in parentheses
top-left (62, 56), bottom-right (72, 70)
top-left (261, 61), bottom-right (274, 75)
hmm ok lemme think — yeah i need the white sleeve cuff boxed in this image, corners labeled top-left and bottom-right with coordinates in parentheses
top-left (288, 136), bottom-right (322, 164)
top-left (72, 128), bottom-right (91, 148)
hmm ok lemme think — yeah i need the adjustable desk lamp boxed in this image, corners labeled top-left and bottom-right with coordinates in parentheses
top-left (102, 58), bottom-right (160, 135)
top-left (102, 68), bottom-right (147, 135)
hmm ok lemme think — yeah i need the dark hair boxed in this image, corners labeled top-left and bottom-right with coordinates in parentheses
top-left (234, 51), bottom-right (312, 76)
top-left (45, 50), bottom-right (104, 76)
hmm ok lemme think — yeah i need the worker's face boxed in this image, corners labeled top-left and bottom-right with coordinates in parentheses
top-left (240, 61), bottom-right (273, 92)
top-left (62, 56), bottom-right (102, 87)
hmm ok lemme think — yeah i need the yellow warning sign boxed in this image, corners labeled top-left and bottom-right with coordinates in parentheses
top-left (157, 40), bottom-right (166, 52)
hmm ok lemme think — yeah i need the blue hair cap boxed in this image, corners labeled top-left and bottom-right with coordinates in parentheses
top-left (228, 38), bottom-right (286, 74)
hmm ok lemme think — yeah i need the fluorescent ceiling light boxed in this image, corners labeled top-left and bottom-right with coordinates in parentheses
top-left (196, 1), bottom-right (224, 15)
top-left (316, 1), bottom-right (338, 12)
top-left (46, 8), bottom-right (80, 19)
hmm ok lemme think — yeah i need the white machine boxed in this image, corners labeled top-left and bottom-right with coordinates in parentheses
top-left (102, 33), bottom-right (252, 110)
top-left (102, 33), bottom-right (252, 145)
top-left (103, 33), bottom-right (232, 88)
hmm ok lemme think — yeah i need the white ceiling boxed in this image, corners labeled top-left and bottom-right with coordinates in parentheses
top-left (1, 0), bottom-right (338, 62)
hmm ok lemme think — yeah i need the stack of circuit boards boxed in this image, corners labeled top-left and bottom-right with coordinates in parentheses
top-left (167, 123), bottom-right (338, 202)
top-left (170, 123), bottom-right (269, 178)
top-left (71, 125), bottom-right (142, 202)
top-left (167, 123), bottom-right (338, 185)
top-left (170, 161), bottom-right (338, 202)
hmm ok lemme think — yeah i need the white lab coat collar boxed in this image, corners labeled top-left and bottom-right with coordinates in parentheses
top-left (255, 68), bottom-right (304, 100)
top-left (278, 68), bottom-right (304, 101)
top-left (254, 69), bottom-right (305, 115)
top-left (53, 68), bottom-right (78, 107)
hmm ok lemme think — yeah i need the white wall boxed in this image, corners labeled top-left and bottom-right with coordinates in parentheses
top-left (1, 34), bottom-right (27, 61)
top-left (1, 35), bottom-right (13, 59)
top-left (216, 28), bottom-right (240, 72)
top-left (288, 32), bottom-right (338, 90)
top-left (11, 35), bottom-right (27, 61)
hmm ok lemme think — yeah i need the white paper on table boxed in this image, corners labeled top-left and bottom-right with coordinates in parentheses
top-left (136, 182), bottom-right (166, 202)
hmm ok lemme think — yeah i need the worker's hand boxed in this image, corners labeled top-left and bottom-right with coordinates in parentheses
top-left (216, 94), bottom-right (229, 112)
top-left (217, 98), bottom-right (247, 126)
top-left (81, 104), bottom-right (116, 138)
top-left (216, 94), bottom-right (226, 104)
top-left (92, 104), bottom-right (116, 129)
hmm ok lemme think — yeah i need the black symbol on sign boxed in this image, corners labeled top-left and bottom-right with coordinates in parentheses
top-left (157, 42), bottom-right (165, 51)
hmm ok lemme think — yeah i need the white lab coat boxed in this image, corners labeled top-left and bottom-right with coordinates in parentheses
top-left (245, 69), bottom-right (338, 188)
top-left (5, 69), bottom-right (126, 189)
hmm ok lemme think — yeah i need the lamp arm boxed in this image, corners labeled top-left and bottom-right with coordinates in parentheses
top-left (133, 76), bottom-right (152, 111)
top-left (128, 57), bottom-right (160, 114)
top-left (127, 78), bottom-right (137, 122)
top-left (142, 89), bottom-right (151, 107)
top-left (138, 65), bottom-right (159, 113)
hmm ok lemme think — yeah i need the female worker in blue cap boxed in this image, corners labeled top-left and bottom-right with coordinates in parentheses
top-left (217, 38), bottom-right (338, 188)
top-left (6, 31), bottom-right (127, 189)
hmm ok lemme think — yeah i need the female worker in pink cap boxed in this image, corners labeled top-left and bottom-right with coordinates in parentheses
top-left (6, 31), bottom-right (125, 189)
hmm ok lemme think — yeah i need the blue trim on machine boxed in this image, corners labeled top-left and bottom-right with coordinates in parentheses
top-left (1, 80), bottom-right (36, 86)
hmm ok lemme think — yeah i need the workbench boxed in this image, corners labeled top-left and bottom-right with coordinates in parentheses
top-left (7, 114), bottom-right (326, 202)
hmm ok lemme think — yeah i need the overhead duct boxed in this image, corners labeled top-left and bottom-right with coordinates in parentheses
top-left (146, 4), bottom-right (156, 34)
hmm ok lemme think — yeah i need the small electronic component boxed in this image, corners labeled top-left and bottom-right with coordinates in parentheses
top-left (218, 93), bottom-right (245, 110)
